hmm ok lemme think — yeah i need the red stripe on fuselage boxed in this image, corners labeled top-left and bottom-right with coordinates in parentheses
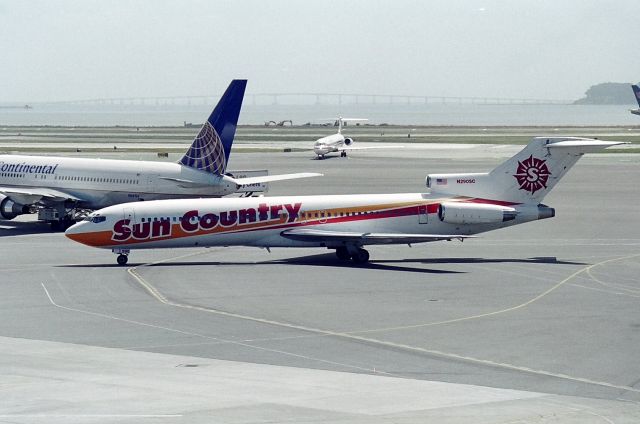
top-left (75, 198), bottom-right (518, 249)
top-left (76, 202), bottom-right (442, 248)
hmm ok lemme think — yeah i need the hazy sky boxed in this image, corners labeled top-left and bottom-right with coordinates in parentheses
top-left (1, 0), bottom-right (639, 102)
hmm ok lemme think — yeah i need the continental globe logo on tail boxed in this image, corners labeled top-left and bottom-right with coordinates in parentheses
top-left (513, 155), bottom-right (550, 194)
top-left (179, 121), bottom-right (226, 174)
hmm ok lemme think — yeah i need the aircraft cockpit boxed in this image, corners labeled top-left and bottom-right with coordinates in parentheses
top-left (83, 214), bottom-right (106, 224)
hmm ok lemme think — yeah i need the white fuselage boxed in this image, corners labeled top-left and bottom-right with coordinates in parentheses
top-left (313, 134), bottom-right (346, 156)
top-left (0, 155), bottom-right (239, 209)
top-left (66, 193), bottom-right (545, 251)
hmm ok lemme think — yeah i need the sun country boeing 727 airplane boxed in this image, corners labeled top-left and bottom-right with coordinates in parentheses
top-left (0, 80), bottom-right (320, 229)
top-left (66, 136), bottom-right (624, 265)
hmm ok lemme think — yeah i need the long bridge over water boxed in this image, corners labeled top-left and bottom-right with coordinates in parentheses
top-left (25, 92), bottom-right (572, 107)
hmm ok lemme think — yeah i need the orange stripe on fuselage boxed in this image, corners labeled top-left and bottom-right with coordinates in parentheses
top-left (69, 199), bottom-right (448, 248)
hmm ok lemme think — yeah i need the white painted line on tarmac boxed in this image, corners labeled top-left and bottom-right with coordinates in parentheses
top-left (351, 252), bottom-right (640, 334)
top-left (570, 283), bottom-right (640, 298)
top-left (40, 282), bottom-right (389, 377)
top-left (128, 252), bottom-right (640, 395)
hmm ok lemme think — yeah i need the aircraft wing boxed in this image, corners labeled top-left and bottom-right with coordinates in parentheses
top-left (280, 228), bottom-right (474, 245)
top-left (339, 145), bottom-right (402, 152)
top-left (0, 186), bottom-right (82, 205)
top-left (230, 173), bottom-right (323, 186)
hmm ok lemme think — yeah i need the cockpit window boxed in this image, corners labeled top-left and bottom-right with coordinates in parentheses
top-left (90, 216), bottom-right (106, 223)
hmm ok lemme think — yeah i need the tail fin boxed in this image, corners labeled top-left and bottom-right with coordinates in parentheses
top-left (179, 79), bottom-right (247, 175)
top-left (325, 117), bottom-right (368, 134)
top-left (427, 137), bottom-right (625, 204)
top-left (632, 84), bottom-right (640, 107)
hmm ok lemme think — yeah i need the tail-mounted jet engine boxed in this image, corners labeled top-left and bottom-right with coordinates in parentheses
top-left (438, 202), bottom-right (518, 225)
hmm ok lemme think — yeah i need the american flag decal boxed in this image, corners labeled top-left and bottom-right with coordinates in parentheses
top-left (436, 178), bottom-right (447, 185)
top-left (179, 121), bottom-right (226, 174)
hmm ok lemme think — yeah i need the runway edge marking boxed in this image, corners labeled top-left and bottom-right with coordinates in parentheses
top-left (127, 252), bottom-right (640, 395)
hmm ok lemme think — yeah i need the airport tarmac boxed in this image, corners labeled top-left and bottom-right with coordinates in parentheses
top-left (1, 147), bottom-right (640, 423)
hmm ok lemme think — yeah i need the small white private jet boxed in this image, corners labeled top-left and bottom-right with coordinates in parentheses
top-left (66, 136), bottom-right (624, 265)
top-left (0, 80), bottom-right (320, 229)
top-left (313, 117), bottom-right (398, 159)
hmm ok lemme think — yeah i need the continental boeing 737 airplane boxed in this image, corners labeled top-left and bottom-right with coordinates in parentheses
top-left (630, 84), bottom-right (640, 116)
top-left (66, 136), bottom-right (624, 265)
top-left (0, 80), bottom-right (319, 229)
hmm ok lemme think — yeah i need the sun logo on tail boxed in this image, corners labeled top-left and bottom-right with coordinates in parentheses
top-left (513, 155), bottom-right (551, 194)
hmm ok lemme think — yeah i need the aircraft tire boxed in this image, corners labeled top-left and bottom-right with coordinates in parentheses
top-left (352, 248), bottom-right (369, 263)
top-left (117, 254), bottom-right (128, 266)
top-left (335, 247), bottom-right (351, 261)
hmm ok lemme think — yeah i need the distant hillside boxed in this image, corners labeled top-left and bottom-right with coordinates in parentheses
top-left (574, 82), bottom-right (639, 105)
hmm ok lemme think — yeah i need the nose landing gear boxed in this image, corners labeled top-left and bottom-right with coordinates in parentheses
top-left (113, 249), bottom-right (130, 266)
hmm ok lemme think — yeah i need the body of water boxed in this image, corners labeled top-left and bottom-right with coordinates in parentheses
top-left (1, 103), bottom-right (639, 127)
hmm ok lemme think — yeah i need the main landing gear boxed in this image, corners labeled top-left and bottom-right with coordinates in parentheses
top-left (340, 151), bottom-right (347, 157)
top-left (113, 249), bottom-right (130, 266)
top-left (335, 246), bottom-right (370, 264)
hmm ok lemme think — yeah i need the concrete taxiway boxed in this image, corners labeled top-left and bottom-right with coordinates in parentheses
top-left (1, 147), bottom-right (639, 423)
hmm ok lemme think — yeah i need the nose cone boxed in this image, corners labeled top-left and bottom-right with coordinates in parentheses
top-left (65, 221), bottom-right (96, 246)
top-left (65, 220), bottom-right (82, 237)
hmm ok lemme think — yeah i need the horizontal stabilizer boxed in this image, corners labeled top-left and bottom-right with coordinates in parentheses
top-left (320, 118), bottom-right (368, 122)
top-left (231, 172), bottom-right (323, 186)
top-left (545, 139), bottom-right (628, 152)
top-left (281, 228), bottom-right (474, 245)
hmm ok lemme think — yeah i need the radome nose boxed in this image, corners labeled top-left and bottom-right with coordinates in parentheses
top-left (64, 221), bottom-right (92, 245)
top-left (64, 221), bottom-right (83, 237)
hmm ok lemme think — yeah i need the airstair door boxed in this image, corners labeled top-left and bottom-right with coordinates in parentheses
top-left (418, 205), bottom-right (428, 224)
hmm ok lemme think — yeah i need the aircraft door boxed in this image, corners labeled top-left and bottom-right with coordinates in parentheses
top-left (145, 174), bottom-right (159, 199)
top-left (318, 210), bottom-right (328, 224)
top-left (418, 205), bottom-right (428, 224)
top-left (123, 207), bottom-right (136, 225)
